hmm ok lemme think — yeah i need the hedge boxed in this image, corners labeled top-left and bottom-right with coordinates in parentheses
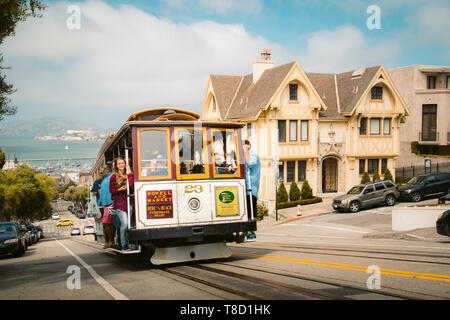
top-left (277, 196), bottom-right (323, 209)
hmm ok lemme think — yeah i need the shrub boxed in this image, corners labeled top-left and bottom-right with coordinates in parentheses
top-left (384, 168), bottom-right (393, 182)
top-left (289, 181), bottom-right (301, 201)
top-left (372, 171), bottom-right (380, 181)
top-left (411, 141), bottom-right (419, 155)
top-left (256, 204), bottom-right (269, 221)
top-left (277, 182), bottom-right (288, 203)
top-left (361, 172), bottom-right (370, 183)
top-left (301, 179), bottom-right (313, 199)
top-left (277, 196), bottom-right (323, 209)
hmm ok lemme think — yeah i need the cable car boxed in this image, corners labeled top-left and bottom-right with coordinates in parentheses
top-left (91, 108), bottom-right (256, 265)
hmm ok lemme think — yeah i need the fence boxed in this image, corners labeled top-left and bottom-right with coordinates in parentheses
top-left (395, 160), bottom-right (450, 178)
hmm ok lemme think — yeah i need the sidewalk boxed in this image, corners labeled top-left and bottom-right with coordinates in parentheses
top-left (258, 193), bottom-right (342, 227)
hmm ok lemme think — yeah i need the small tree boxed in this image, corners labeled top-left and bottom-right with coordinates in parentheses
top-left (384, 168), bottom-right (393, 182)
top-left (372, 171), bottom-right (380, 182)
top-left (277, 182), bottom-right (288, 203)
top-left (0, 148), bottom-right (5, 169)
top-left (256, 204), bottom-right (269, 221)
top-left (361, 172), bottom-right (370, 184)
top-left (301, 179), bottom-right (313, 200)
top-left (289, 181), bottom-right (301, 201)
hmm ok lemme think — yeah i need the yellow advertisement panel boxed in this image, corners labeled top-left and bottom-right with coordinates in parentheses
top-left (215, 186), bottom-right (239, 216)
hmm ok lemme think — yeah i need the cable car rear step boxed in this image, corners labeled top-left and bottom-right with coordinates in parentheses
top-left (151, 242), bottom-right (231, 265)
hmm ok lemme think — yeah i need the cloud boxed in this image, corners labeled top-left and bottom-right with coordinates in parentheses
top-left (2, 0), bottom-right (286, 123)
top-left (165, 0), bottom-right (263, 14)
top-left (297, 24), bottom-right (401, 72)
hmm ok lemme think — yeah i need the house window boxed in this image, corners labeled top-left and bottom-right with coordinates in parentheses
top-left (289, 83), bottom-right (298, 101)
top-left (287, 161), bottom-right (295, 182)
top-left (289, 120), bottom-right (297, 141)
top-left (360, 118), bottom-right (367, 135)
top-left (370, 118), bottom-right (381, 135)
top-left (278, 120), bottom-right (286, 142)
top-left (371, 86), bottom-right (383, 100)
top-left (359, 159), bottom-right (366, 174)
top-left (427, 76), bottom-right (436, 89)
top-left (278, 161), bottom-right (284, 182)
top-left (381, 158), bottom-right (387, 174)
top-left (212, 97), bottom-right (216, 111)
top-left (447, 76), bottom-right (450, 89)
top-left (383, 118), bottom-right (391, 135)
top-left (247, 123), bottom-right (252, 137)
top-left (368, 159), bottom-right (379, 174)
top-left (422, 104), bottom-right (437, 141)
top-left (300, 120), bottom-right (308, 141)
top-left (298, 160), bottom-right (306, 181)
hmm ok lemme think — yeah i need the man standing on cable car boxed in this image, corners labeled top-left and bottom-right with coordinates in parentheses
top-left (243, 139), bottom-right (260, 241)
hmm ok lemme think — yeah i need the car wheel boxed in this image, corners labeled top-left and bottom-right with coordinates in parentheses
top-left (385, 194), bottom-right (396, 206)
top-left (14, 244), bottom-right (25, 257)
top-left (411, 192), bottom-right (421, 202)
top-left (349, 201), bottom-right (361, 213)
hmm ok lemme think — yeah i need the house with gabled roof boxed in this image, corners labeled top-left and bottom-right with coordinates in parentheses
top-left (201, 50), bottom-right (410, 213)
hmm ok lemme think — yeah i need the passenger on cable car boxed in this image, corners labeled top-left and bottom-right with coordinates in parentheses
top-left (98, 164), bottom-right (116, 249)
top-left (110, 157), bottom-right (134, 251)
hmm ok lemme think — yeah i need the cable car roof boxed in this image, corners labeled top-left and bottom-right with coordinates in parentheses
top-left (127, 108), bottom-right (200, 122)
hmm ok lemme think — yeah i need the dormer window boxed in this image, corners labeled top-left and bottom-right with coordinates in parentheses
top-left (371, 86), bottom-right (383, 100)
top-left (212, 97), bottom-right (216, 111)
top-left (289, 83), bottom-right (298, 101)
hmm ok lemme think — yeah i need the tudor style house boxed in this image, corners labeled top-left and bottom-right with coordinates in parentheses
top-left (201, 50), bottom-right (410, 213)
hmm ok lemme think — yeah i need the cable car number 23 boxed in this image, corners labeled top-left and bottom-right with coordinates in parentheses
top-left (184, 185), bottom-right (203, 193)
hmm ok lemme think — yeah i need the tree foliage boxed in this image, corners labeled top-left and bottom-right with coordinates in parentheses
top-left (361, 172), bottom-right (371, 184)
top-left (64, 185), bottom-right (90, 210)
top-left (0, 147), bottom-right (5, 169)
top-left (0, 0), bottom-right (46, 121)
top-left (0, 164), bottom-right (54, 221)
top-left (300, 179), bottom-right (313, 200)
top-left (289, 181), bottom-right (301, 201)
top-left (277, 182), bottom-right (288, 203)
top-left (383, 168), bottom-right (393, 182)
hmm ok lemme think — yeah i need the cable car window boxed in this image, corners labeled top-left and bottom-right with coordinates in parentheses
top-left (212, 129), bottom-right (239, 176)
top-left (139, 129), bottom-right (170, 179)
top-left (176, 128), bottom-right (208, 178)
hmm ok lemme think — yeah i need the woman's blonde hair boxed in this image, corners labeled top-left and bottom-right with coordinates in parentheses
top-left (113, 157), bottom-right (127, 188)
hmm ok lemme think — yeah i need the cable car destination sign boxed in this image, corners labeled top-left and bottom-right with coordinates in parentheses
top-left (147, 190), bottom-right (173, 219)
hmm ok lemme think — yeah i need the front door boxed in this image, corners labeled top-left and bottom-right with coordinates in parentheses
top-left (322, 158), bottom-right (338, 193)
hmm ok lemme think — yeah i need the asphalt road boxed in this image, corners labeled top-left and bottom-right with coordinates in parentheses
top-left (0, 200), bottom-right (449, 302)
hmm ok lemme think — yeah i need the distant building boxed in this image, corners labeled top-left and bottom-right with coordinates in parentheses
top-left (201, 50), bottom-right (410, 213)
top-left (49, 174), bottom-right (63, 186)
top-left (78, 172), bottom-right (92, 186)
top-left (64, 172), bottom-right (79, 184)
top-left (389, 65), bottom-right (450, 168)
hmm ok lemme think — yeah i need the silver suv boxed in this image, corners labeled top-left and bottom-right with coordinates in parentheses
top-left (332, 180), bottom-right (400, 213)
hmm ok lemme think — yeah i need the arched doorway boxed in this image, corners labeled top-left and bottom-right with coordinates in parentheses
top-left (322, 158), bottom-right (338, 193)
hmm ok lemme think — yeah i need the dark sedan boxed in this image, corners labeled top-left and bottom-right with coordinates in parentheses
top-left (399, 172), bottom-right (450, 202)
top-left (0, 222), bottom-right (27, 257)
top-left (436, 210), bottom-right (450, 236)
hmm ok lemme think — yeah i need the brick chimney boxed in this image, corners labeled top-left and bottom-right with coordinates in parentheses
top-left (253, 49), bottom-right (274, 83)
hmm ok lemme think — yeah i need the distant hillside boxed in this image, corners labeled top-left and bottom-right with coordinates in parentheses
top-left (0, 117), bottom-right (113, 136)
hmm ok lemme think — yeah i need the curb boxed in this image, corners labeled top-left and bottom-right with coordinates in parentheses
top-left (275, 211), bottom-right (334, 225)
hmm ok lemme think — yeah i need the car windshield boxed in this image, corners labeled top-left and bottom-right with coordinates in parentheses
top-left (347, 186), bottom-right (364, 194)
top-left (407, 176), bottom-right (425, 184)
top-left (0, 224), bottom-right (16, 235)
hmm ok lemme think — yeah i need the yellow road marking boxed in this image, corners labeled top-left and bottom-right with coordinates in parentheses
top-left (232, 252), bottom-right (450, 283)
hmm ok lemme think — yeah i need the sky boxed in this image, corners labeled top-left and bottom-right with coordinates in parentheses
top-left (2, 0), bottom-right (450, 129)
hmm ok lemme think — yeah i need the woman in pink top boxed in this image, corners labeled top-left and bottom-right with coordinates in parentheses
top-left (109, 157), bottom-right (134, 251)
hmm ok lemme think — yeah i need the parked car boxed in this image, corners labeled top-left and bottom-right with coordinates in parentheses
top-left (51, 199), bottom-right (57, 203)
top-left (20, 224), bottom-right (33, 246)
top-left (70, 228), bottom-right (81, 236)
top-left (332, 180), bottom-right (400, 213)
top-left (436, 210), bottom-right (450, 236)
top-left (56, 219), bottom-right (73, 227)
top-left (67, 205), bottom-right (73, 212)
top-left (78, 213), bottom-right (86, 219)
top-left (438, 191), bottom-right (450, 204)
top-left (39, 216), bottom-right (49, 220)
top-left (0, 222), bottom-right (28, 257)
top-left (27, 225), bottom-right (39, 243)
top-left (52, 213), bottom-right (60, 220)
top-left (83, 226), bottom-right (95, 235)
top-left (34, 225), bottom-right (44, 239)
top-left (399, 172), bottom-right (450, 202)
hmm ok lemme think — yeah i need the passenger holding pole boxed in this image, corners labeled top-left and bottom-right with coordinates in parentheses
top-left (110, 157), bottom-right (134, 251)
top-left (243, 139), bottom-right (260, 241)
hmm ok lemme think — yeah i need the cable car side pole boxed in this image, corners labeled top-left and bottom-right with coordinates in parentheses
top-left (247, 164), bottom-right (254, 221)
top-left (125, 146), bottom-right (131, 230)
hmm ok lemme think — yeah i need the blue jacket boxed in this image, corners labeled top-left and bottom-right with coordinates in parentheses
top-left (244, 150), bottom-right (261, 197)
top-left (98, 173), bottom-right (113, 207)
top-left (91, 178), bottom-right (103, 205)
